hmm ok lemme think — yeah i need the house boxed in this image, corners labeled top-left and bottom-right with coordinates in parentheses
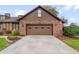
top-left (0, 6), bottom-right (64, 36)
top-left (0, 13), bottom-right (19, 33)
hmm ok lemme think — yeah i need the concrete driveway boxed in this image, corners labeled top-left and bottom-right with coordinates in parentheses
top-left (0, 35), bottom-right (78, 54)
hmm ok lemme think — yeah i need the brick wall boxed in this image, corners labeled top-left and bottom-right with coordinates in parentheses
top-left (19, 8), bottom-right (63, 36)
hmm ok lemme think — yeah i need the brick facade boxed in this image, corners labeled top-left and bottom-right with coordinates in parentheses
top-left (19, 7), bottom-right (64, 36)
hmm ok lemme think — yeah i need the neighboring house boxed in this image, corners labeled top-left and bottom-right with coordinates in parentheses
top-left (0, 13), bottom-right (19, 32)
top-left (0, 6), bottom-right (64, 36)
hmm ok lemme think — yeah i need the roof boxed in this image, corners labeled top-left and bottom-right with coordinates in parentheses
top-left (0, 17), bottom-right (18, 22)
top-left (0, 6), bottom-right (64, 23)
top-left (18, 6), bottom-right (64, 23)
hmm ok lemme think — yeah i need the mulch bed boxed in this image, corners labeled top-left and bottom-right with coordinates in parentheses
top-left (56, 35), bottom-right (79, 40)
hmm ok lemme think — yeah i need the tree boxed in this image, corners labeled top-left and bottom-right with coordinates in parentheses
top-left (43, 6), bottom-right (68, 23)
top-left (70, 23), bottom-right (77, 26)
top-left (61, 16), bottom-right (68, 24)
top-left (63, 25), bottom-right (79, 36)
top-left (43, 5), bottom-right (59, 16)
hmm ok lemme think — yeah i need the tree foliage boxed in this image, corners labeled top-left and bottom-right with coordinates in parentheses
top-left (43, 5), bottom-right (59, 16)
top-left (70, 23), bottom-right (77, 26)
top-left (63, 25), bottom-right (79, 36)
top-left (61, 17), bottom-right (68, 24)
top-left (43, 6), bottom-right (68, 23)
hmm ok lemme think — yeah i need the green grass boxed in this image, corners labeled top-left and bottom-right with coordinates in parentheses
top-left (0, 38), bottom-right (10, 51)
top-left (63, 39), bottom-right (79, 51)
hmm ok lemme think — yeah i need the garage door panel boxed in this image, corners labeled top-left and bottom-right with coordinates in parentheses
top-left (26, 25), bottom-right (53, 35)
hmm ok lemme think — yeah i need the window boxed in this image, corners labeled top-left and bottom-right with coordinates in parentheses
top-left (6, 23), bottom-right (10, 30)
top-left (47, 27), bottom-right (50, 29)
top-left (12, 23), bottom-right (19, 30)
top-left (28, 27), bottom-right (32, 29)
top-left (0, 23), bottom-right (3, 30)
top-left (38, 9), bottom-right (42, 17)
top-left (35, 27), bottom-right (38, 29)
top-left (0, 16), bottom-right (5, 20)
top-left (16, 24), bottom-right (19, 30)
top-left (41, 27), bottom-right (44, 29)
top-left (13, 24), bottom-right (16, 29)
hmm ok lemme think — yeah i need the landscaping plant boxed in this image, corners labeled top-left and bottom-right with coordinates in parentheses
top-left (7, 35), bottom-right (19, 42)
top-left (0, 29), bottom-right (3, 35)
top-left (11, 29), bottom-right (19, 36)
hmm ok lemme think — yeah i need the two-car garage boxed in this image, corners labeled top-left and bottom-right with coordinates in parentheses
top-left (26, 24), bottom-right (53, 35)
top-left (19, 6), bottom-right (63, 36)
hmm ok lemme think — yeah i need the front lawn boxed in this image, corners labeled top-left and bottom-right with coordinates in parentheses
top-left (0, 38), bottom-right (10, 51)
top-left (63, 39), bottom-right (79, 51)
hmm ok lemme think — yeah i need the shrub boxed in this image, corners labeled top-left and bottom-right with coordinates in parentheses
top-left (6, 30), bottom-right (11, 34)
top-left (11, 29), bottom-right (19, 36)
top-left (0, 29), bottom-right (3, 35)
top-left (63, 25), bottom-right (79, 36)
top-left (7, 36), bottom-right (18, 41)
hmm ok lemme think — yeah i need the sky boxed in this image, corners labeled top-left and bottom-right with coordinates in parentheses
top-left (0, 5), bottom-right (79, 26)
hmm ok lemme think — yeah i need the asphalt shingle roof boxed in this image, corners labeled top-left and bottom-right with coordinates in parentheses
top-left (0, 17), bottom-right (19, 22)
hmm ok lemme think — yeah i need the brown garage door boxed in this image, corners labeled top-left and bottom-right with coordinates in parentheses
top-left (26, 24), bottom-right (53, 35)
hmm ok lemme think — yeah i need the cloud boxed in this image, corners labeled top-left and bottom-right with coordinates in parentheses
top-left (15, 10), bottom-right (27, 16)
top-left (63, 5), bottom-right (73, 10)
top-left (3, 11), bottom-right (10, 13)
top-left (68, 18), bottom-right (79, 25)
top-left (58, 5), bottom-right (79, 17)
top-left (63, 5), bottom-right (79, 11)
top-left (57, 5), bottom-right (74, 16)
top-left (15, 9), bottom-right (19, 12)
top-left (69, 18), bottom-right (77, 23)
top-left (0, 10), bottom-right (11, 15)
top-left (58, 8), bottom-right (65, 15)
top-left (73, 5), bottom-right (79, 10)
top-left (58, 5), bottom-right (79, 15)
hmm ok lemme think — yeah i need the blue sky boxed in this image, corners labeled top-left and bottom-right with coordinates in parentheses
top-left (0, 5), bottom-right (79, 25)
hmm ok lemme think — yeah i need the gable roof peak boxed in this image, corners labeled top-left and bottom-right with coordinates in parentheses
top-left (18, 5), bottom-right (64, 23)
